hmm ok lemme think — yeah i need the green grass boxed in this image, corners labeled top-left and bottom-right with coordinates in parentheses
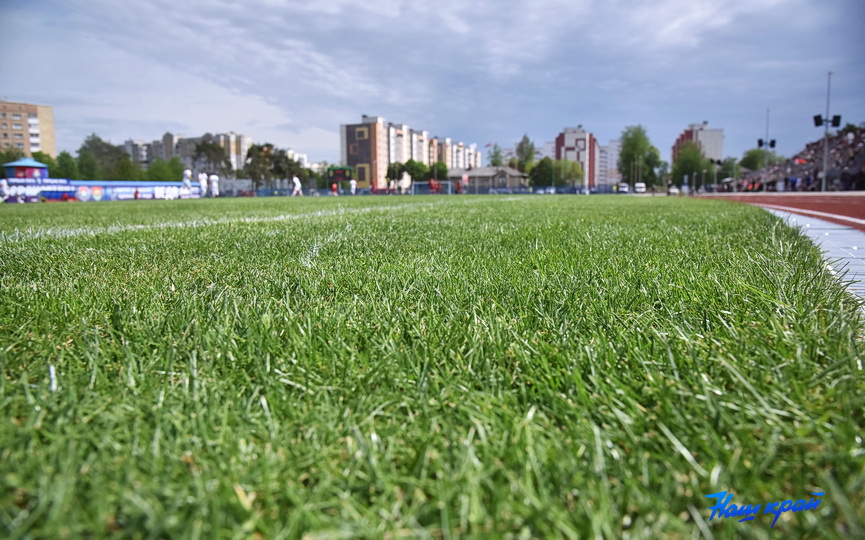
top-left (1, 195), bottom-right (863, 538)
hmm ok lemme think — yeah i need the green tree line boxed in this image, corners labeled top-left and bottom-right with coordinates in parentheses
top-left (0, 134), bottom-right (325, 188)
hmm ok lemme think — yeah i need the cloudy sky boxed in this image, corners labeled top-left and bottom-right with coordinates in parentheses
top-left (2, 0), bottom-right (863, 164)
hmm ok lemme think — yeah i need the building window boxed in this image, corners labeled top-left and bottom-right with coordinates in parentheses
top-left (29, 113), bottom-right (37, 119)
top-left (356, 163), bottom-right (369, 183)
top-left (355, 127), bottom-right (368, 140)
top-left (11, 114), bottom-right (21, 120)
top-left (14, 143), bottom-right (24, 148)
top-left (12, 123), bottom-right (23, 130)
top-left (13, 133), bottom-right (23, 139)
top-left (349, 143), bottom-right (358, 155)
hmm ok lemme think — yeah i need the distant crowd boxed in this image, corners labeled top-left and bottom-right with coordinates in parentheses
top-left (736, 127), bottom-right (865, 192)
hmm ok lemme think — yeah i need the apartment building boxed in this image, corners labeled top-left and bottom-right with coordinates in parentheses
top-left (124, 131), bottom-right (253, 172)
top-left (0, 100), bottom-right (56, 158)
top-left (598, 140), bottom-right (621, 186)
top-left (555, 126), bottom-right (599, 189)
top-left (672, 121), bottom-right (724, 163)
top-left (340, 115), bottom-right (481, 189)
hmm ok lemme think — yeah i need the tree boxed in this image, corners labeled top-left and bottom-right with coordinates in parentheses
top-left (31, 151), bottom-right (58, 174)
top-left (194, 138), bottom-right (231, 177)
top-left (386, 162), bottom-right (405, 183)
top-left (740, 148), bottom-right (780, 171)
top-left (77, 150), bottom-right (100, 180)
top-left (146, 158), bottom-right (172, 182)
top-left (55, 151), bottom-right (80, 180)
top-left (0, 148), bottom-right (25, 165)
top-left (554, 159), bottom-right (583, 187)
top-left (114, 154), bottom-right (143, 181)
top-left (272, 149), bottom-right (303, 188)
top-left (515, 135), bottom-right (535, 172)
top-left (426, 161), bottom-right (448, 181)
top-left (78, 134), bottom-right (127, 179)
top-left (618, 125), bottom-right (662, 187)
top-left (167, 157), bottom-right (187, 182)
top-left (244, 143), bottom-right (275, 189)
top-left (488, 144), bottom-right (504, 166)
top-left (671, 141), bottom-right (710, 188)
top-left (529, 157), bottom-right (554, 187)
top-left (403, 159), bottom-right (428, 182)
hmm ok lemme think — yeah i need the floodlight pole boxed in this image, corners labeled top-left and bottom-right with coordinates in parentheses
top-left (764, 108), bottom-right (770, 173)
top-left (821, 71), bottom-right (832, 192)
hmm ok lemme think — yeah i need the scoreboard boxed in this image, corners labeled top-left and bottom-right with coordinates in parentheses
top-left (326, 166), bottom-right (352, 183)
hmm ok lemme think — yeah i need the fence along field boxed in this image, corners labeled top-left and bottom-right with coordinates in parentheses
top-left (1, 195), bottom-right (863, 538)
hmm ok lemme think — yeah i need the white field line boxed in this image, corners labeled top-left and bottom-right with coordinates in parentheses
top-left (0, 197), bottom-right (525, 244)
top-left (758, 203), bottom-right (865, 227)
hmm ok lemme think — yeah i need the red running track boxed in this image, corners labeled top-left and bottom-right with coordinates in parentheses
top-left (704, 193), bottom-right (865, 233)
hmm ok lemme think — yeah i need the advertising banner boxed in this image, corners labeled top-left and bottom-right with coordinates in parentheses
top-left (3, 178), bottom-right (202, 203)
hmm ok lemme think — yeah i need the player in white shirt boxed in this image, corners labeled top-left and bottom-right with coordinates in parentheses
top-left (182, 168), bottom-right (193, 190)
top-left (349, 178), bottom-right (357, 195)
top-left (292, 175), bottom-right (303, 197)
top-left (209, 174), bottom-right (220, 197)
top-left (198, 171), bottom-right (208, 198)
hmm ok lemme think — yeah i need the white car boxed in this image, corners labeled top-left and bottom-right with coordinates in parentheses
top-left (668, 185), bottom-right (680, 196)
top-left (634, 182), bottom-right (646, 193)
top-left (617, 183), bottom-right (630, 194)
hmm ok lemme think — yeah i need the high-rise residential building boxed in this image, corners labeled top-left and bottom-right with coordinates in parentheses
top-left (672, 121), bottom-right (724, 163)
top-left (555, 126), bottom-right (599, 188)
top-left (538, 141), bottom-right (556, 160)
top-left (341, 115), bottom-right (389, 189)
top-left (340, 115), bottom-right (480, 189)
top-left (598, 140), bottom-right (621, 186)
top-left (0, 100), bottom-right (56, 158)
top-left (123, 131), bottom-right (253, 173)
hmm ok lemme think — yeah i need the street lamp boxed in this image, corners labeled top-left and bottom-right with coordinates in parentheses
top-left (711, 159), bottom-right (722, 189)
top-left (813, 71), bottom-right (841, 191)
top-left (758, 108), bottom-right (777, 187)
top-left (701, 169), bottom-right (706, 192)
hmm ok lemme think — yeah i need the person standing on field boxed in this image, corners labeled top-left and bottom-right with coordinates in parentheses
top-left (198, 171), bottom-right (209, 198)
top-left (182, 168), bottom-right (193, 193)
top-left (349, 177), bottom-right (357, 195)
top-left (331, 182), bottom-right (339, 196)
top-left (292, 175), bottom-right (303, 197)
top-left (209, 173), bottom-right (220, 197)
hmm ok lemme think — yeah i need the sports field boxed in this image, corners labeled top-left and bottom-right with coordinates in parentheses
top-left (1, 195), bottom-right (863, 538)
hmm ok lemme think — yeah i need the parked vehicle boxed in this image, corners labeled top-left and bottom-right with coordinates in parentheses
top-left (616, 183), bottom-right (630, 194)
top-left (668, 185), bottom-right (680, 196)
top-left (634, 182), bottom-right (646, 193)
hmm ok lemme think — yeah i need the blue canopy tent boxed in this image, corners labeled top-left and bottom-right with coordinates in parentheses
top-left (3, 157), bottom-right (49, 179)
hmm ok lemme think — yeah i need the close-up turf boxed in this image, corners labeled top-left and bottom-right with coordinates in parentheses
top-left (1, 195), bottom-right (863, 538)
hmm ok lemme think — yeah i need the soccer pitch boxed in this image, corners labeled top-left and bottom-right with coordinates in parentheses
top-left (1, 195), bottom-right (863, 538)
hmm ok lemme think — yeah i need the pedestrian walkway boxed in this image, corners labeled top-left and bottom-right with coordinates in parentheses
top-left (765, 208), bottom-right (865, 301)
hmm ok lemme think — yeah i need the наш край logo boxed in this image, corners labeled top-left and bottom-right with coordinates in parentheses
top-left (704, 490), bottom-right (824, 527)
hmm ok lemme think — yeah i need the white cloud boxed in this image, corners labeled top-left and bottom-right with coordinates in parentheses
top-left (1, 0), bottom-right (862, 164)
